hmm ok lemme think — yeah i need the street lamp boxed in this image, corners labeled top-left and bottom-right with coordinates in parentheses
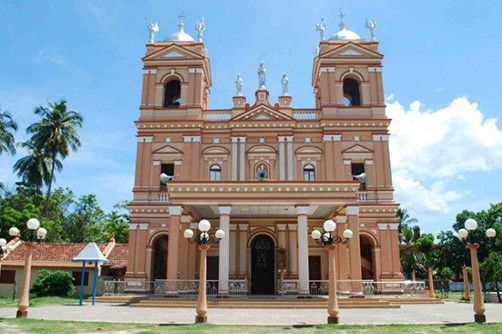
top-left (10, 218), bottom-right (47, 318)
top-left (184, 219), bottom-right (225, 323)
top-left (457, 218), bottom-right (497, 323)
top-left (311, 219), bottom-right (353, 324)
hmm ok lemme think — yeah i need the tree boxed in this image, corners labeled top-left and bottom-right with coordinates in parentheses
top-left (436, 230), bottom-right (469, 276)
top-left (25, 100), bottom-right (83, 216)
top-left (64, 194), bottom-right (104, 243)
top-left (30, 269), bottom-right (75, 297)
top-left (0, 108), bottom-right (18, 156)
top-left (13, 142), bottom-right (59, 189)
top-left (397, 208), bottom-right (418, 244)
top-left (480, 251), bottom-right (502, 303)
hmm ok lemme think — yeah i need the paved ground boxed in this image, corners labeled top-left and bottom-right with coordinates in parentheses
top-left (0, 302), bottom-right (501, 325)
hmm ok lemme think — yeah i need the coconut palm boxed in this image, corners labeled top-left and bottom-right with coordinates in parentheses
top-left (397, 208), bottom-right (418, 243)
top-left (25, 100), bottom-right (83, 215)
top-left (0, 108), bottom-right (18, 155)
top-left (13, 142), bottom-right (59, 189)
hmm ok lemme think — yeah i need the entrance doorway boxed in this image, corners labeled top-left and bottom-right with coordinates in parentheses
top-left (250, 234), bottom-right (275, 294)
top-left (360, 235), bottom-right (375, 279)
top-left (152, 235), bottom-right (168, 280)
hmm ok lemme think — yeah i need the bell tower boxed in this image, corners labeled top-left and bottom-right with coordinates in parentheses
top-left (140, 16), bottom-right (211, 113)
top-left (312, 15), bottom-right (385, 118)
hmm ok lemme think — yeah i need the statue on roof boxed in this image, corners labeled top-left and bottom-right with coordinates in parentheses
top-left (315, 18), bottom-right (327, 41)
top-left (235, 74), bottom-right (243, 96)
top-left (258, 62), bottom-right (266, 90)
top-left (338, 8), bottom-right (346, 30)
top-left (196, 17), bottom-right (206, 42)
top-left (365, 19), bottom-right (377, 40)
top-left (281, 74), bottom-right (289, 96)
top-left (147, 21), bottom-right (159, 43)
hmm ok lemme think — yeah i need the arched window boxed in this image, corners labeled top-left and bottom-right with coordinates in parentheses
top-left (255, 163), bottom-right (269, 180)
top-left (343, 78), bottom-right (361, 106)
top-left (209, 164), bottom-right (221, 181)
top-left (164, 80), bottom-right (181, 108)
top-left (303, 164), bottom-right (316, 181)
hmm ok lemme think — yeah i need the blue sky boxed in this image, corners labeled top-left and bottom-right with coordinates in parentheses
top-left (0, 0), bottom-right (501, 234)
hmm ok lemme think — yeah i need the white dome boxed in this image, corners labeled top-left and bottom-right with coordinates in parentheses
top-left (164, 20), bottom-right (195, 42)
top-left (331, 28), bottom-right (361, 41)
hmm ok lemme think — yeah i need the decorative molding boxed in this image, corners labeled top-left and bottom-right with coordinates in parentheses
top-left (276, 224), bottom-right (287, 231)
top-left (368, 67), bottom-right (382, 72)
top-left (238, 224), bottom-right (249, 231)
top-left (365, 159), bottom-right (374, 165)
top-left (152, 160), bottom-right (161, 166)
top-left (288, 224), bottom-right (298, 231)
top-left (218, 206), bottom-right (232, 215)
top-left (285, 136), bottom-right (294, 142)
top-left (388, 223), bottom-right (399, 230)
top-left (129, 223), bottom-right (138, 230)
top-left (183, 136), bottom-right (201, 143)
top-left (168, 206), bottom-right (183, 215)
top-left (343, 159), bottom-right (352, 165)
top-left (188, 68), bottom-right (204, 74)
top-left (372, 134), bottom-right (390, 141)
top-left (137, 136), bottom-right (153, 143)
top-left (346, 206), bottom-right (359, 215)
top-left (139, 224), bottom-right (148, 230)
top-left (319, 67), bottom-right (336, 73)
top-left (335, 216), bottom-right (347, 224)
top-left (296, 206), bottom-right (309, 215)
top-left (378, 223), bottom-right (388, 230)
top-left (181, 215), bottom-right (192, 223)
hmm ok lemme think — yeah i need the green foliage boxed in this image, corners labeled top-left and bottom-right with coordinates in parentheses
top-left (435, 230), bottom-right (469, 275)
top-left (30, 270), bottom-right (76, 297)
top-left (438, 267), bottom-right (454, 280)
top-left (480, 251), bottom-right (502, 289)
top-left (0, 107), bottom-right (18, 156)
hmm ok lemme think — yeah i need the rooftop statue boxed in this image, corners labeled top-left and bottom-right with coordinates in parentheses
top-left (147, 21), bottom-right (159, 43)
top-left (196, 17), bottom-right (206, 42)
top-left (365, 19), bottom-right (377, 40)
top-left (315, 18), bottom-right (327, 41)
top-left (258, 62), bottom-right (266, 90)
top-left (235, 74), bottom-right (243, 96)
top-left (281, 74), bottom-right (289, 96)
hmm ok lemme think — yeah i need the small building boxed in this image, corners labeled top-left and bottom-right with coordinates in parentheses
top-left (0, 238), bottom-right (128, 297)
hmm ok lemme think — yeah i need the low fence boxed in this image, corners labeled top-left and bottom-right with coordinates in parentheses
top-left (105, 279), bottom-right (427, 298)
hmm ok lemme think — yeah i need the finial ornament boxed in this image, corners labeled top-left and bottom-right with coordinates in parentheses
top-left (147, 21), bottom-right (159, 43)
top-left (196, 17), bottom-right (206, 42)
top-left (235, 74), bottom-right (243, 96)
top-left (338, 8), bottom-right (346, 30)
top-left (257, 61), bottom-right (266, 90)
top-left (178, 11), bottom-right (186, 30)
top-left (315, 18), bottom-right (327, 41)
top-left (365, 19), bottom-right (377, 40)
top-left (281, 74), bottom-right (289, 96)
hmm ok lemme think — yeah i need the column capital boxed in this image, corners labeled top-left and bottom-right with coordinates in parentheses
top-left (346, 206), bottom-right (359, 216)
top-left (231, 137), bottom-right (239, 143)
top-left (218, 206), bottom-right (232, 215)
top-left (285, 136), bottom-right (294, 142)
top-left (288, 224), bottom-right (297, 231)
top-left (180, 215), bottom-right (192, 224)
top-left (296, 206), bottom-right (309, 215)
top-left (168, 206), bottom-right (183, 215)
top-left (276, 224), bottom-right (287, 231)
top-left (322, 134), bottom-right (342, 142)
top-left (238, 224), bottom-right (249, 231)
top-left (239, 136), bottom-right (247, 143)
top-left (278, 136), bottom-right (286, 142)
top-left (335, 216), bottom-right (347, 224)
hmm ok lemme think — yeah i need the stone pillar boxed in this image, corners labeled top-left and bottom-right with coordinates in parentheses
top-left (277, 224), bottom-right (287, 249)
top-left (278, 136), bottom-right (286, 180)
top-left (231, 137), bottom-right (238, 180)
top-left (238, 224), bottom-right (249, 277)
top-left (145, 246), bottom-right (153, 281)
top-left (288, 224), bottom-right (298, 277)
top-left (323, 135), bottom-right (335, 180)
top-left (296, 206), bottom-right (310, 295)
top-left (167, 206), bottom-right (182, 293)
top-left (286, 136), bottom-right (294, 180)
top-left (335, 215), bottom-right (350, 280)
top-left (346, 206), bottom-right (362, 281)
top-left (229, 224), bottom-right (237, 277)
top-left (218, 206), bottom-right (231, 295)
top-left (239, 137), bottom-right (246, 180)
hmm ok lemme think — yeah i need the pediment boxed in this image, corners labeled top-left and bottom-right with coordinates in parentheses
top-left (232, 106), bottom-right (294, 121)
top-left (143, 44), bottom-right (202, 61)
top-left (342, 144), bottom-right (373, 154)
top-left (321, 43), bottom-right (383, 59)
top-left (296, 146), bottom-right (322, 155)
top-left (248, 145), bottom-right (276, 154)
top-left (152, 144), bottom-right (183, 154)
top-left (202, 146), bottom-right (230, 155)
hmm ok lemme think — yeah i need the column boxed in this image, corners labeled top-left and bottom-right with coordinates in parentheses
top-left (231, 137), bottom-right (238, 180)
top-left (239, 137), bottom-right (246, 180)
top-left (229, 224), bottom-right (237, 277)
top-left (296, 206), bottom-right (310, 295)
top-left (378, 223), bottom-right (392, 278)
top-left (218, 206), bottom-right (231, 295)
top-left (389, 223), bottom-right (403, 278)
top-left (286, 136), bottom-right (294, 180)
top-left (323, 135), bottom-right (335, 180)
top-left (288, 224), bottom-right (298, 277)
top-left (238, 224), bottom-right (249, 277)
top-left (145, 247), bottom-right (153, 281)
top-left (346, 206), bottom-right (362, 281)
top-left (167, 206), bottom-right (182, 293)
top-left (335, 215), bottom-right (349, 280)
top-left (278, 136), bottom-right (286, 180)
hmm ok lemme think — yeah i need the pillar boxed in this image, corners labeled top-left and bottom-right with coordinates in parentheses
top-left (167, 206), bottom-right (182, 293)
top-left (145, 246), bottom-right (153, 281)
top-left (346, 206), bottom-right (362, 281)
top-left (231, 137), bottom-right (238, 180)
top-left (335, 215), bottom-right (350, 280)
top-left (288, 224), bottom-right (298, 277)
top-left (278, 136), bottom-right (286, 180)
top-left (239, 137), bottom-right (246, 180)
top-left (286, 136), bottom-right (294, 180)
top-left (218, 206), bottom-right (231, 295)
top-left (296, 206), bottom-right (310, 295)
top-left (323, 135), bottom-right (335, 180)
top-left (229, 224), bottom-right (237, 277)
top-left (238, 224), bottom-right (248, 278)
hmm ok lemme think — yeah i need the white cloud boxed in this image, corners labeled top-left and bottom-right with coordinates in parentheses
top-left (387, 97), bottom-right (502, 214)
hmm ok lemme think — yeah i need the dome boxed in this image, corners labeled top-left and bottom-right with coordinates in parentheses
top-left (164, 20), bottom-right (195, 43)
top-left (331, 28), bottom-right (361, 41)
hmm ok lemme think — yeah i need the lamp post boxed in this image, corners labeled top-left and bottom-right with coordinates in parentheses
top-left (311, 219), bottom-right (353, 324)
top-left (183, 219), bottom-right (225, 323)
top-left (457, 218), bottom-right (496, 323)
top-left (9, 218), bottom-right (47, 318)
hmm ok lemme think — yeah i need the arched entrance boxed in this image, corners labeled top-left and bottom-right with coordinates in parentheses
top-left (152, 235), bottom-right (168, 280)
top-left (250, 234), bottom-right (275, 294)
top-left (360, 235), bottom-right (375, 280)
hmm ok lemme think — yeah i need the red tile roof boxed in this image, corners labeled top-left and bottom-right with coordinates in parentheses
top-left (103, 244), bottom-right (128, 269)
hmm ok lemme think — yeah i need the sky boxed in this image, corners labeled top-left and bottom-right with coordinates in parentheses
top-left (0, 0), bottom-right (501, 234)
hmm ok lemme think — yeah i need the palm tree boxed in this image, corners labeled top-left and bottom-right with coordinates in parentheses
top-left (0, 108), bottom-right (18, 155)
top-left (397, 208), bottom-right (418, 243)
top-left (25, 100), bottom-right (83, 215)
top-left (13, 142), bottom-right (59, 189)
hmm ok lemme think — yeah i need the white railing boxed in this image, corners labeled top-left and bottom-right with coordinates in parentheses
top-left (158, 193), bottom-right (169, 202)
top-left (204, 113), bottom-right (232, 121)
top-left (293, 112), bottom-right (319, 120)
top-left (357, 191), bottom-right (369, 201)
top-left (277, 279), bottom-right (301, 295)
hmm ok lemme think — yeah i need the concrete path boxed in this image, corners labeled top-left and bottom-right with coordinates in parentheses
top-left (0, 302), bottom-right (501, 325)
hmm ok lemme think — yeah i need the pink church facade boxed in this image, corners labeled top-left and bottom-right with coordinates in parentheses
top-left (126, 17), bottom-right (403, 295)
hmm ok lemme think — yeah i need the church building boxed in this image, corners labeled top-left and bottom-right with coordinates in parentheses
top-left (125, 13), bottom-right (403, 296)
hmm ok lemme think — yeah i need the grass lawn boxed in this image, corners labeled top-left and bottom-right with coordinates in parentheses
top-left (0, 295), bottom-right (79, 308)
top-left (1, 319), bottom-right (501, 334)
